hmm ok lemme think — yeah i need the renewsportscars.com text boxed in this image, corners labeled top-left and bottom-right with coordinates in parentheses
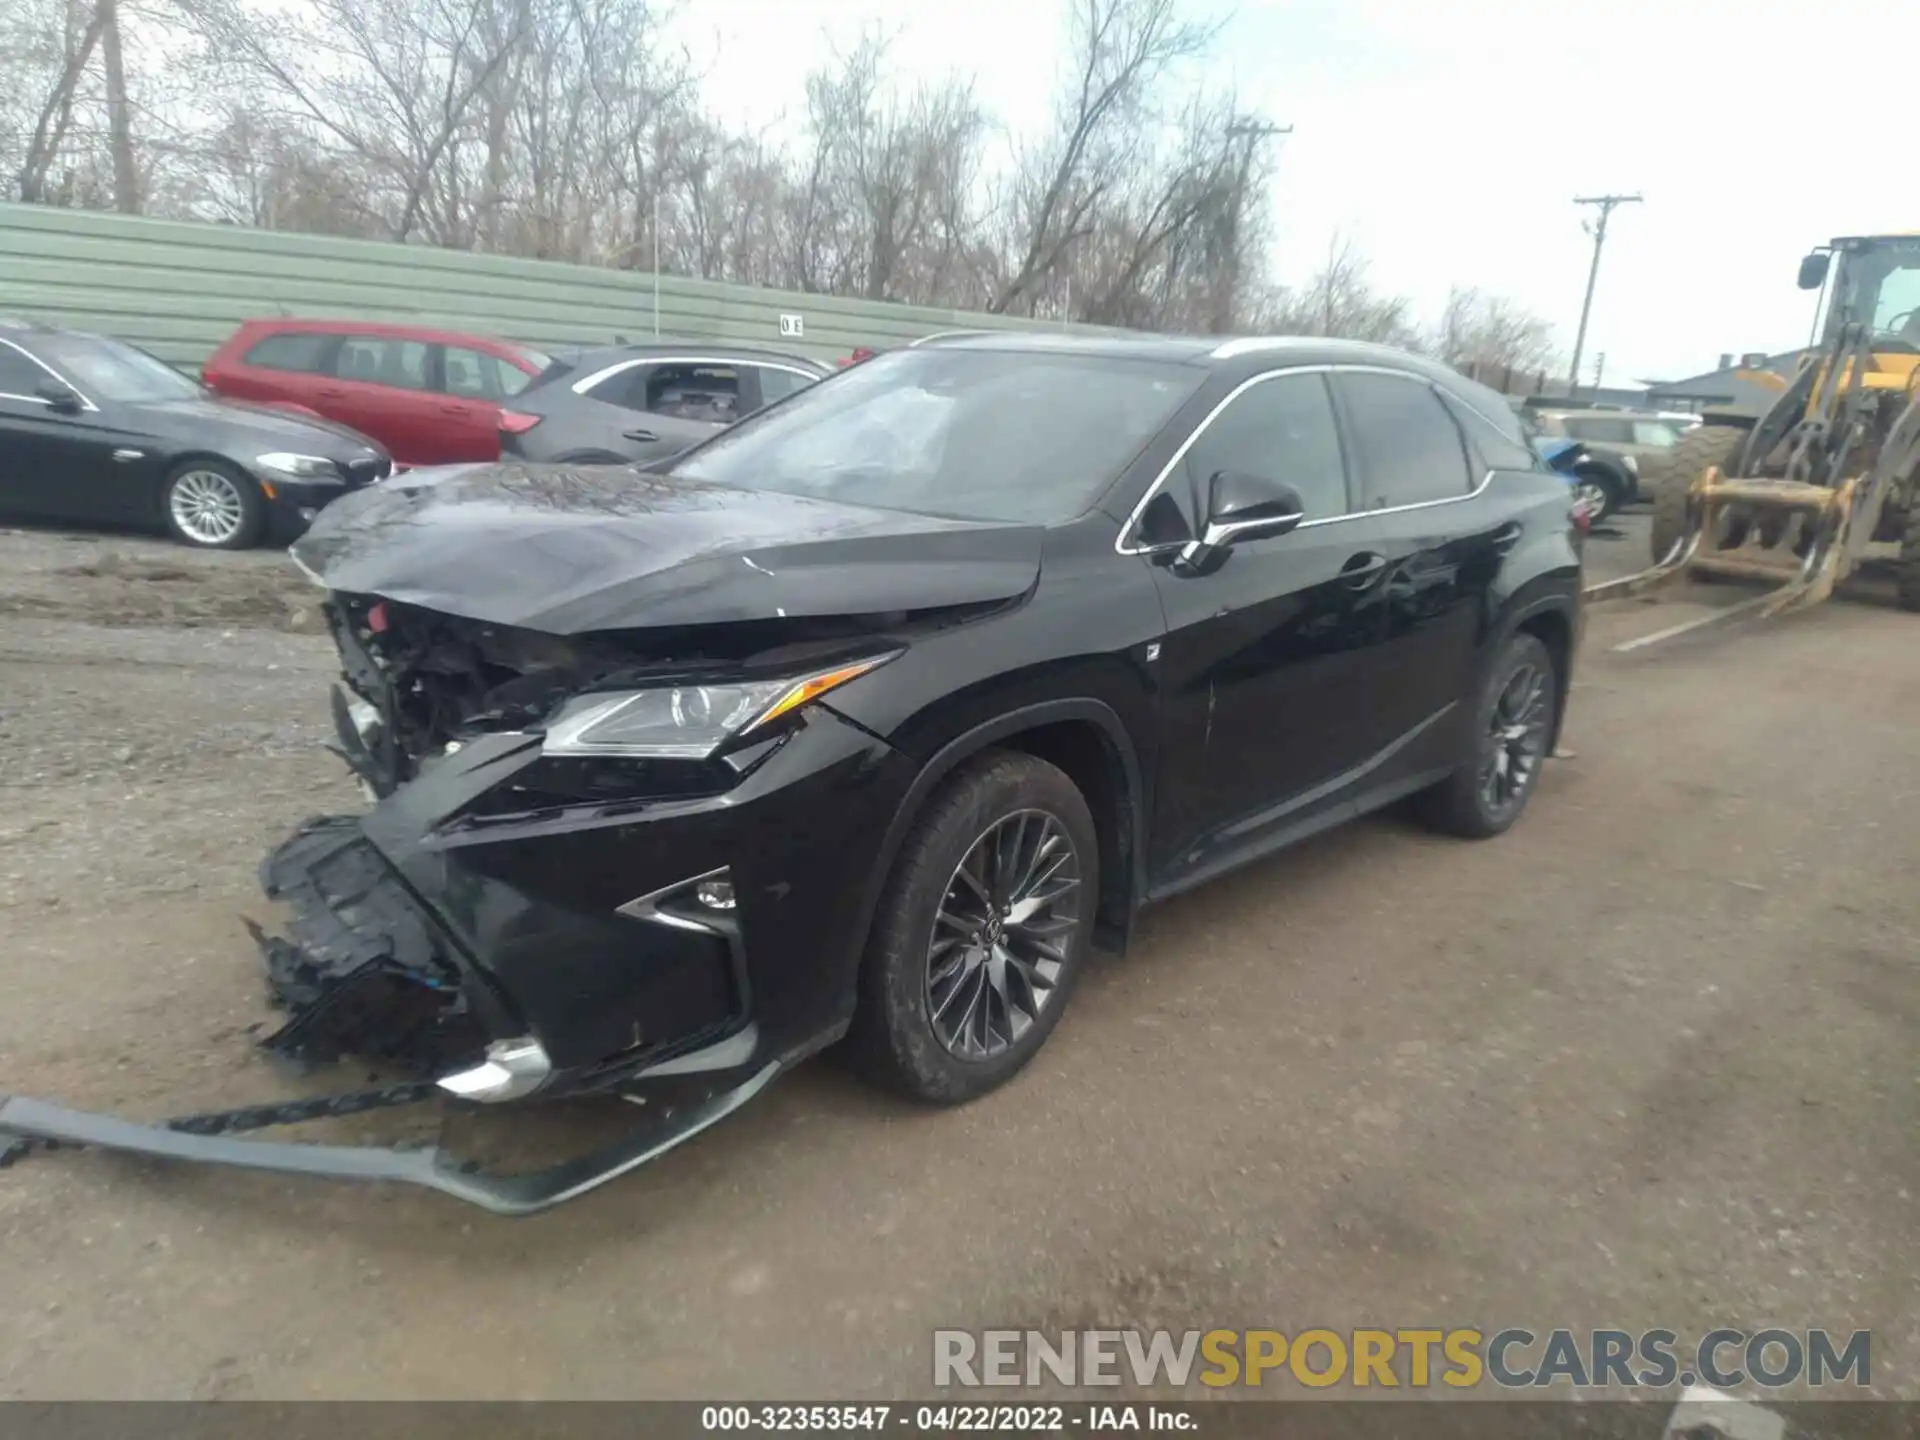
top-left (932, 1327), bottom-right (1872, 1391)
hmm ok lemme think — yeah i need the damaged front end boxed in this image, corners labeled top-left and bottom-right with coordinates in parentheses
top-left (5, 464), bottom-right (1040, 1210)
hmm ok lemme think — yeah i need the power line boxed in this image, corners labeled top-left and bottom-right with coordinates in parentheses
top-left (1567, 192), bottom-right (1641, 395)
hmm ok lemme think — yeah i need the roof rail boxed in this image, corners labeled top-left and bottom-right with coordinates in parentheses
top-left (907, 329), bottom-right (997, 347)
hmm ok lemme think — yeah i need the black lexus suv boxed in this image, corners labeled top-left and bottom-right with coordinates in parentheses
top-left (0, 333), bottom-right (1582, 1212)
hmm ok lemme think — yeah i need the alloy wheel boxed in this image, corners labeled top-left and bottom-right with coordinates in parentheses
top-left (926, 810), bottom-right (1083, 1060)
top-left (169, 470), bottom-right (246, 545)
top-left (1479, 661), bottom-right (1550, 815)
top-left (1574, 477), bottom-right (1611, 520)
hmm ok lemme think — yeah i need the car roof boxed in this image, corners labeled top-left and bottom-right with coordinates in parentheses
top-left (922, 330), bottom-right (1486, 379)
top-left (556, 342), bottom-right (832, 372)
top-left (234, 316), bottom-right (540, 351)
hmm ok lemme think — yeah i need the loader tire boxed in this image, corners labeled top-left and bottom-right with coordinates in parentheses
top-left (1649, 424), bottom-right (1747, 565)
top-left (1898, 494), bottom-right (1920, 613)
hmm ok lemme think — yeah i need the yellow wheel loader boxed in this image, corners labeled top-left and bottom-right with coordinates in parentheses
top-left (1630, 233), bottom-right (1920, 617)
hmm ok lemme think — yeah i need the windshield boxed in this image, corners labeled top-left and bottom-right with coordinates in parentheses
top-left (41, 335), bottom-right (202, 403)
top-left (1834, 241), bottom-right (1920, 341)
top-left (669, 347), bottom-right (1204, 523)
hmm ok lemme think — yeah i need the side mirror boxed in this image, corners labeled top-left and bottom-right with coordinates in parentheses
top-left (1796, 250), bottom-right (1830, 291)
top-left (36, 382), bottom-right (82, 414)
top-left (1200, 469), bottom-right (1305, 548)
top-left (1169, 470), bottom-right (1305, 575)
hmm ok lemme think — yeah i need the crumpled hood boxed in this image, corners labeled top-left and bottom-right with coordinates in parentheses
top-left (289, 462), bottom-right (1045, 634)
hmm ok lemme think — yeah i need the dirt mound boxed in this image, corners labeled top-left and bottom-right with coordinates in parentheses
top-left (0, 547), bottom-right (323, 633)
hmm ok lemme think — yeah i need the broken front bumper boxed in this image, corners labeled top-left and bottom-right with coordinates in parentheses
top-left (0, 1060), bottom-right (780, 1216)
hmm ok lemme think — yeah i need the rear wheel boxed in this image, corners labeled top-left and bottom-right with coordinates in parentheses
top-left (1650, 424), bottom-right (1746, 564)
top-left (1416, 632), bottom-right (1558, 840)
top-left (847, 751), bottom-right (1098, 1104)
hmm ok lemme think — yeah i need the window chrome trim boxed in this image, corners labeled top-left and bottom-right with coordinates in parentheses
top-left (571, 354), bottom-right (824, 397)
top-left (0, 336), bottom-right (99, 412)
top-left (1114, 362), bottom-right (1493, 556)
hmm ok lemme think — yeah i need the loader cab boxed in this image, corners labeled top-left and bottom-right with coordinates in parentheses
top-left (1813, 234), bottom-right (1920, 351)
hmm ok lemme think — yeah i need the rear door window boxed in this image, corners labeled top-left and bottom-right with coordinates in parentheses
top-left (0, 341), bottom-right (51, 398)
top-left (334, 336), bottom-right (430, 391)
top-left (1335, 371), bottom-right (1474, 509)
top-left (242, 332), bottom-right (336, 374)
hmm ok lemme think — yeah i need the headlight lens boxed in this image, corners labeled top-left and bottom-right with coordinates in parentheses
top-left (255, 452), bottom-right (340, 478)
top-left (540, 654), bottom-right (895, 759)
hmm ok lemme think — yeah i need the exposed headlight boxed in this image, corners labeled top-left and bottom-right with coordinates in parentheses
top-left (255, 452), bottom-right (339, 478)
top-left (541, 654), bottom-right (897, 759)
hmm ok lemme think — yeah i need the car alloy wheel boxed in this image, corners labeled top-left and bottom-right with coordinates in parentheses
top-left (168, 469), bottom-right (248, 546)
top-left (1573, 476), bottom-right (1612, 522)
top-left (926, 809), bottom-right (1082, 1060)
top-left (1479, 658), bottom-right (1550, 816)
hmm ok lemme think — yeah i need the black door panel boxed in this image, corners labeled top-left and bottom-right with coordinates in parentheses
top-left (1141, 368), bottom-right (1381, 888)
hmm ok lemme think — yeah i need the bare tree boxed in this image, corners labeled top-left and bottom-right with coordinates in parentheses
top-left (5, 0), bottom-right (106, 202)
top-left (1428, 284), bottom-right (1559, 373)
top-left (1264, 235), bottom-right (1419, 345)
top-left (988, 0), bottom-right (1217, 314)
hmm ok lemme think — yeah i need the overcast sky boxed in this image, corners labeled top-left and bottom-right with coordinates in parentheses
top-left (668, 0), bottom-right (1917, 385)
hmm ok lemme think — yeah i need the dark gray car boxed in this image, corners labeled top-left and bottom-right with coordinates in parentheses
top-left (498, 344), bottom-right (832, 465)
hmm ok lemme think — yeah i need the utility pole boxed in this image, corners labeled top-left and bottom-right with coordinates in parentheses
top-left (1567, 193), bottom-right (1641, 395)
top-left (1217, 119), bottom-right (1292, 334)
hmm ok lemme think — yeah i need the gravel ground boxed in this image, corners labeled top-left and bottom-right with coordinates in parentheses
top-left (0, 514), bottom-right (1914, 1403)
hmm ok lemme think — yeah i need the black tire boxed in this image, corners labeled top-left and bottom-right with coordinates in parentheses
top-left (1649, 424), bottom-right (1746, 565)
top-left (1415, 632), bottom-right (1559, 840)
top-left (847, 750), bottom-right (1099, 1104)
top-left (1570, 463), bottom-right (1626, 525)
top-left (1898, 491), bottom-right (1920, 614)
top-left (161, 458), bottom-right (266, 550)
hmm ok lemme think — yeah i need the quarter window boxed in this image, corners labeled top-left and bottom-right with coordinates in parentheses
top-left (442, 346), bottom-right (532, 400)
top-left (755, 366), bottom-right (816, 407)
top-left (1336, 372), bottom-right (1474, 509)
top-left (1183, 371), bottom-right (1349, 521)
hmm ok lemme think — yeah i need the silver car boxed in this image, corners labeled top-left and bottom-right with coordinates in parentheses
top-left (499, 344), bottom-right (832, 466)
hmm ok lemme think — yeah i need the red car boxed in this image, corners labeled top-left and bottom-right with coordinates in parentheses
top-left (202, 319), bottom-right (553, 467)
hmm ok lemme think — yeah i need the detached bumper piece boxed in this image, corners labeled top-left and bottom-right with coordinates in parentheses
top-left (0, 1062), bottom-right (781, 1216)
top-left (251, 814), bottom-right (485, 1073)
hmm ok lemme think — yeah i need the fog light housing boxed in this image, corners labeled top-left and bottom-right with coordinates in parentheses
top-left (437, 1037), bottom-right (552, 1104)
top-left (695, 877), bottom-right (736, 910)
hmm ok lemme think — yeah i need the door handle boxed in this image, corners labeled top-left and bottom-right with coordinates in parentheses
top-left (316, 387), bottom-right (346, 399)
top-left (438, 404), bottom-right (473, 415)
top-left (1339, 552), bottom-right (1388, 589)
top-left (1492, 521), bottom-right (1523, 555)
top-left (622, 428), bottom-right (659, 443)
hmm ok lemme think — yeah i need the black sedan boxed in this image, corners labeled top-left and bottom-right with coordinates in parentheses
top-left (2, 333), bottom-right (1583, 1212)
top-left (0, 320), bottom-right (392, 549)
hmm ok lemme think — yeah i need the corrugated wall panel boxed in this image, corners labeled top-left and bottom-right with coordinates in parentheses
top-left (0, 204), bottom-right (1129, 367)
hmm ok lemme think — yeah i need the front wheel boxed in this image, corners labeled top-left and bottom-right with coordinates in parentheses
top-left (1416, 632), bottom-right (1559, 839)
top-left (162, 460), bottom-right (266, 549)
top-left (847, 751), bottom-right (1098, 1104)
